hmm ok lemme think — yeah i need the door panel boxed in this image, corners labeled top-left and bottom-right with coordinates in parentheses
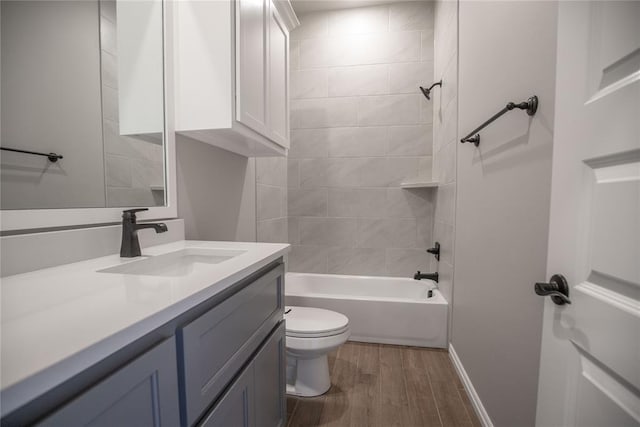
top-left (268, 5), bottom-right (289, 147)
top-left (237, 0), bottom-right (268, 134)
top-left (587, 2), bottom-right (640, 99)
top-left (254, 322), bottom-right (286, 427)
top-left (38, 338), bottom-right (179, 427)
top-left (536, 2), bottom-right (640, 426)
top-left (199, 363), bottom-right (254, 427)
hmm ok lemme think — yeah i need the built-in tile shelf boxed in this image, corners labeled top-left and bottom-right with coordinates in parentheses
top-left (150, 185), bottom-right (165, 192)
top-left (400, 179), bottom-right (439, 189)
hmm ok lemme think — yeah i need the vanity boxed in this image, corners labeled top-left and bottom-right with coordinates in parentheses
top-left (0, 241), bottom-right (290, 426)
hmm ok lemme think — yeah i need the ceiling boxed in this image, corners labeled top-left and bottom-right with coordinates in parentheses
top-left (290, 0), bottom-right (416, 15)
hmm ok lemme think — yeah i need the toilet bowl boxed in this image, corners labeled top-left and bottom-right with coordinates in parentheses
top-left (284, 306), bottom-right (350, 397)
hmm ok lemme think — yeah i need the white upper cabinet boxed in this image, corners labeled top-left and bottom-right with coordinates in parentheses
top-left (174, 0), bottom-right (298, 157)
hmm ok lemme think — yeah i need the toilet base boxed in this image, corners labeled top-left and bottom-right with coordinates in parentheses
top-left (286, 354), bottom-right (331, 397)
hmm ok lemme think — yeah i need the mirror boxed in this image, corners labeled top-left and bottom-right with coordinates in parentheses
top-left (0, 0), bottom-right (165, 210)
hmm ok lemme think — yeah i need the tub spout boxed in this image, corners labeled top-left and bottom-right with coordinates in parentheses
top-left (414, 271), bottom-right (439, 282)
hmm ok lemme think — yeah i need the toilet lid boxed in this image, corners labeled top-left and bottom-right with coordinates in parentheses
top-left (285, 306), bottom-right (349, 338)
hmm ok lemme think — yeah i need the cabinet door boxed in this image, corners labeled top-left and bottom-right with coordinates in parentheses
top-left (179, 265), bottom-right (283, 426)
top-left (199, 362), bottom-right (254, 427)
top-left (267, 3), bottom-right (289, 148)
top-left (254, 322), bottom-right (286, 427)
top-left (37, 338), bottom-right (179, 427)
top-left (236, 0), bottom-right (268, 135)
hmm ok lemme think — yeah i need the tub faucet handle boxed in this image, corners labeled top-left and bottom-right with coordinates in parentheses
top-left (426, 242), bottom-right (440, 261)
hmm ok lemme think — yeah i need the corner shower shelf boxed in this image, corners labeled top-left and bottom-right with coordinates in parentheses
top-left (400, 179), bottom-right (439, 189)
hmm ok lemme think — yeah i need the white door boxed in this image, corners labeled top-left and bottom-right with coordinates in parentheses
top-left (536, 2), bottom-right (640, 427)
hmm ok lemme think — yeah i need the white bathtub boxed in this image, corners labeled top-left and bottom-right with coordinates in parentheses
top-left (285, 272), bottom-right (448, 348)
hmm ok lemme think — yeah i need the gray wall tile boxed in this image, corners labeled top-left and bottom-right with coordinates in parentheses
top-left (328, 65), bottom-right (389, 97)
top-left (288, 2), bottom-right (436, 277)
top-left (327, 247), bottom-right (386, 275)
top-left (288, 188), bottom-right (328, 216)
top-left (257, 184), bottom-right (284, 220)
top-left (289, 245), bottom-right (328, 273)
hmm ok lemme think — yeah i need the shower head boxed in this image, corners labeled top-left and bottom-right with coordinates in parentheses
top-left (419, 80), bottom-right (442, 100)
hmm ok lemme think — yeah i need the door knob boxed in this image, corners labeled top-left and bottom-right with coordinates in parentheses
top-left (535, 274), bottom-right (571, 305)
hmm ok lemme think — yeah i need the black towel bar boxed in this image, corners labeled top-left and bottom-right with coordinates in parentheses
top-left (460, 95), bottom-right (538, 146)
top-left (1, 146), bottom-right (63, 162)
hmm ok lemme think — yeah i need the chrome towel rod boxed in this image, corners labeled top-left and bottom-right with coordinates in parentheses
top-left (0, 146), bottom-right (63, 162)
top-left (460, 95), bottom-right (538, 147)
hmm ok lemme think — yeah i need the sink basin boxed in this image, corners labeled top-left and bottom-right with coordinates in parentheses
top-left (98, 248), bottom-right (246, 277)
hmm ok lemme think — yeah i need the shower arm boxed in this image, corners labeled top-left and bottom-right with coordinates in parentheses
top-left (419, 81), bottom-right (442, 100)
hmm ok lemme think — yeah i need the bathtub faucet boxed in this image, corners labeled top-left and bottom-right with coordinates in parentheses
top-left (414, 271), bottom-right (439, 282)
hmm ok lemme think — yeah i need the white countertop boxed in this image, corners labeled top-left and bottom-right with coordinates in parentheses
top-left (0, 240), bottom-right (289, 415)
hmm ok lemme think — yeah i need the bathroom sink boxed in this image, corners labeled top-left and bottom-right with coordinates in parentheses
top-left (98, 248), bottom-right (246, 277)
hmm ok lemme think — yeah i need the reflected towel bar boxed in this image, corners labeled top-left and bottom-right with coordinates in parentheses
top-left (460, 95), bottom-right (538, 147)
top-left (1, 146), bottom-right (63, 162)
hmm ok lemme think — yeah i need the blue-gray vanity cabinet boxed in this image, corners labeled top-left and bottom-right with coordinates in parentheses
top-left (36, 337), bottom-right (180, 427)
top-left (178, 264), bottom-right (284, 426)
top-left (199, 321), bottom-right (286, 427)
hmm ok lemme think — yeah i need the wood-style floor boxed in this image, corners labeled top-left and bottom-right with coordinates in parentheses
top-left (286, 342), bottom-right (481, 427)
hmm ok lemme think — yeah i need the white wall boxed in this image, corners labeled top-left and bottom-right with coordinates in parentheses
top-left (287, 2), bottom-right (436, 277)
top-left (452, 2), bottom-right (557, 426)
top-left (176, 135), bottom-right (256, 242)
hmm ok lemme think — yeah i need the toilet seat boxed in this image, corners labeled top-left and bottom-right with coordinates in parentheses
top-left (285, 306), bottom-right (349, 338)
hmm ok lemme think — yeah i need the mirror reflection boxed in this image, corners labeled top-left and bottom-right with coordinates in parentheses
top-left (0, 0), bottom-right (165, 210)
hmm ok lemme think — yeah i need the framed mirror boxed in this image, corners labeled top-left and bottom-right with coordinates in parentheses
top-left (0, 0), bottom-right (176, 231)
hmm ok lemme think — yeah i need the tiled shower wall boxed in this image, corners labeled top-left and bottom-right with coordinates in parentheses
top-left (256, 157), bottom-right (289, 243)
top-left (100, 0), bottom-right (164, 207)
top-left (431, 0), bottom-right (458, 303)
top-left (287, 2), bottom-right (436, 277)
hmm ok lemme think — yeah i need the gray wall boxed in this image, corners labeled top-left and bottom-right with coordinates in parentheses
top-left (287, 2), bottom-right (436, 277)
top-left (176, 135), bottom-right (256, 242)
top-left (431, 0), bottom-right (458, 305)
top-left (452, 2), bottom-right (557, 426)
top-left (1, 1), bottom-right (106, 209)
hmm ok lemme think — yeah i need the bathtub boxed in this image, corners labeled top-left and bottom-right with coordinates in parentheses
top-left (285, 272), bottom-right (448, 348)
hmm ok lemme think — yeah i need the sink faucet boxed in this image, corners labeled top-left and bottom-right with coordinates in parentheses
top-left (414, 271), bottom-right (439, 282)
top-left (120, 208), bottom-right (168, 257)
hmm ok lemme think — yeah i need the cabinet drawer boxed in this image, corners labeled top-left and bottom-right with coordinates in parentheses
top-left (37, 337), bottom-right (180, 427)
top-left (179, 264), bottom-right (284, 426)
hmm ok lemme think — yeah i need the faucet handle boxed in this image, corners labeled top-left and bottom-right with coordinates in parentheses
top-left (122, 208), bottom-right (148, 220)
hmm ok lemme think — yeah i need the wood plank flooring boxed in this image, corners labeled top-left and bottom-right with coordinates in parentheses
top-left (286, 342), bottom-right (481, 427)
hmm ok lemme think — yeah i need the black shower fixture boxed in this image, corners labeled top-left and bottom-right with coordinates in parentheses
top-left (419, 80), bottom-right (442, 100)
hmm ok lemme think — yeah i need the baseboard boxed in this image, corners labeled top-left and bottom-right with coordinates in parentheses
top-left (449, 344), bottom-right (494, 427)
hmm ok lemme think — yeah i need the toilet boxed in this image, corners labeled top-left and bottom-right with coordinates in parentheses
top-left (284, 306), bottom-right (350, 397)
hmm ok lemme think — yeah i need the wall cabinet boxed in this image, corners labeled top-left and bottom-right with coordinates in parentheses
top-left (174, 0), bottom-right (298, 157)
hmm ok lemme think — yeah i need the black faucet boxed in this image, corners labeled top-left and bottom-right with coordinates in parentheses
top-left (414, 271), bottom-right (439, 282)
top-left (120, 208), bottom-right (168, 257)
